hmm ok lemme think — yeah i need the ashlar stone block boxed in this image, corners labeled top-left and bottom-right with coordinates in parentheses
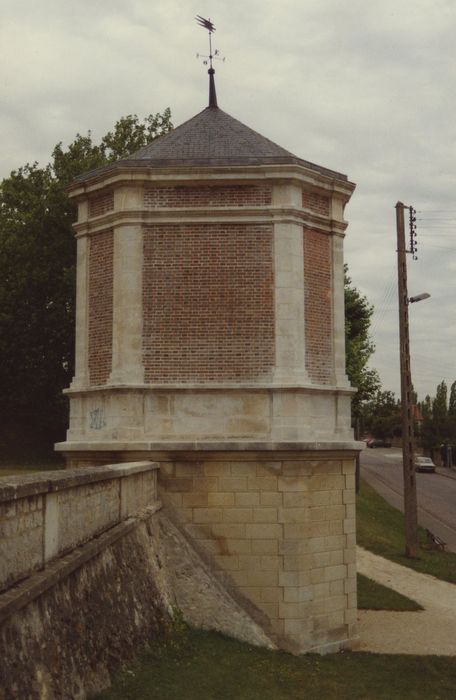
top-left (158, 451), bottom-right (359, 654)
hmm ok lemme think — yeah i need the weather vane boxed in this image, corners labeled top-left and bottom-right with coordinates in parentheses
top-left (195, 15), bottom-right (225, 107)
top-left (195, 15), bottom-right (225, 70)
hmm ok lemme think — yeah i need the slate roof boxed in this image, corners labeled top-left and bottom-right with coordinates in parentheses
top-left (74, 106), bottom-right (347, 183)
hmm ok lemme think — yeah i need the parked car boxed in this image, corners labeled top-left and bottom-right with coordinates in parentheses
top-left (366, 439), bottom-right (392, 448)
top-left (415, 456), bottom-right (436, 473)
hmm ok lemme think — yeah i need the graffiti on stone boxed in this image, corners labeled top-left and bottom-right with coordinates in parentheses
top-left (90, 408), bottom-right (106, 430)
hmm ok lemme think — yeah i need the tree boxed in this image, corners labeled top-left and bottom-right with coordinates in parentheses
top-left (417, 381), bottom-right (456, 453)
top-left (431, 380), bottom-right (448, 447)
top-left (0, 111), bottom-right (172, 457)
top-left (447, 381), bottom-right (456, 444)
top-left (449, 381), bottom-right (456, 416)
top-left (433, 380), bottom-right (448, 416)
top-left (344, 266), bottom-right (381, 423)
top-left (418, 394), bottom-right (434, 451)
top-left (363, 390), bottom-right (401, 439)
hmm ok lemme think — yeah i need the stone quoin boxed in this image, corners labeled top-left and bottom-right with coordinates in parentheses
top-left (56, 78), bottom-right (361, 653)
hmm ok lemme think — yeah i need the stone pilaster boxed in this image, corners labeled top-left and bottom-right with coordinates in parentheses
top-left (70, 201), bottom-right (90, 390)
top-left (109, 186), bottom-right (144, 385)
top-left (331, 228), bottom-right (350, 388)
top-left (272, 184), bottom-right (309, 385)
top-left (108, 223), bottom-right (144, 385)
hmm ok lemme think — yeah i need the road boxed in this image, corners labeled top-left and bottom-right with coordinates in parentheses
top-left (360, 447), bottom-right (456, 552)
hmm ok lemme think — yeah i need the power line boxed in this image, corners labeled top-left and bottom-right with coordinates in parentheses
top-left (420, 245), bottom-right (456, 251)
top-left (370, 279), bottom-right (397, 338)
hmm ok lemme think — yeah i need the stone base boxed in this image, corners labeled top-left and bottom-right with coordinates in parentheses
top-left (59, 445), bottom-right (359, 654)
top-left (63, 385), bottom-right (355, 444)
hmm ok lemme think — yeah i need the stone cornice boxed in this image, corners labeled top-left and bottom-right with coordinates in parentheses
top-left (73, 206), bottom-right (348, 238)
top-left (68, 164), bottom-right (356, 203)
top-left (64, 382), bottom-right (356, 396)
top-left (55, 439), bottom-right (364, 453)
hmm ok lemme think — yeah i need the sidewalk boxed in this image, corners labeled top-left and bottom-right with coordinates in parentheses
top-left (356, 547), bottom-right (456, 655)
top-left (436, 465), bottom-right (456, 481)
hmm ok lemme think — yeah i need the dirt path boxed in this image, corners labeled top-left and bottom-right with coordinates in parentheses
top-left (356, 547), bottom-right (456, 655)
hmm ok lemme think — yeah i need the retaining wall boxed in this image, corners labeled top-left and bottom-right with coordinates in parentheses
top-left (0, 460), bottom-right (278, 699)
top-left (0, 462), bottom-right (158, 593)
top-left (0, 462), bottom-right (168, 700)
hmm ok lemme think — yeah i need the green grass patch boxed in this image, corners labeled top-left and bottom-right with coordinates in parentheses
top-left (0, 469), bottom-right (40, 477)
top-left (94, 626), bottom-right (456, 700)
top-left (357, 478), bottom-right (456, 583)
top-left (357, 573), bottom-right (422, 611)
top-left (0, 457), bottom-right (65, 478)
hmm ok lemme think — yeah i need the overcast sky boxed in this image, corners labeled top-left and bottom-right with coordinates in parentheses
top-left (1, 0), bottom-right (455, 400)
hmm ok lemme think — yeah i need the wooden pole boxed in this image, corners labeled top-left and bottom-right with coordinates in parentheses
top-left (396, 202), bottom-right (419, 557)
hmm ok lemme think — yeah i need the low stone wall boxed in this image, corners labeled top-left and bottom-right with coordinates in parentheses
top-left (0, 462), bottom-right (168, 699)
top-left (0, 462), bottom-right (158, 593)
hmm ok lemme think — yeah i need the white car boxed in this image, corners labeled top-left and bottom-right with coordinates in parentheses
top-left (414, 456), bottom-right (436, 473)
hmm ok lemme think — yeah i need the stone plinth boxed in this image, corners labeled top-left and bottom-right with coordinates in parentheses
top-left (161, 450), bottom-right (358, 653)
top-left (61, 444), bottom-right (360, 654)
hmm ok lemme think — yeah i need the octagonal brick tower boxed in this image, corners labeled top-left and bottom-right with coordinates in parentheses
top-left (57, 99), bottom-right (361, 653)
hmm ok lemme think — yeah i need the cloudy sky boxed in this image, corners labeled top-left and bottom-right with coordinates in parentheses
top-left (1, 0), bottom-right (455, 400)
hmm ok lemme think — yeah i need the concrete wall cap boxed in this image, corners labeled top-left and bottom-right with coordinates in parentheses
top-left (0, 461), bottom-right (158, 503)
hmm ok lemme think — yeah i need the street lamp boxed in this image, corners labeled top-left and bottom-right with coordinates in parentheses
top-left (409, 293), bottom-right (431, 304)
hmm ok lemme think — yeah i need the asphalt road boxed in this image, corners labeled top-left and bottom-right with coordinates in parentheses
top-left (360, 447), bottom-right (456, 553)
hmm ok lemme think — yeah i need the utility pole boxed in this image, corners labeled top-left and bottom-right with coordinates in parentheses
top-left (396, 202), bottom-right (419, 558)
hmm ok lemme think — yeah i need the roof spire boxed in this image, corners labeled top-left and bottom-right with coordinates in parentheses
top-left (196, 15), bottom-right (224, 108)
top-left (208, 67), bottom-right (217, 108)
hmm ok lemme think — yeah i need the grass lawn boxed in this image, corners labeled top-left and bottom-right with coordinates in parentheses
top-left (94, 627), bottom-right (456, 700)
top-left (357, 479), bottom-right (456, 583)
top-left (357, 573), bottom-right (422, 611)
top-left (0, 458), bottom-right (65, 478)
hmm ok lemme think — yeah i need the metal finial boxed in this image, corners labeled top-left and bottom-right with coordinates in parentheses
top-left (195, 15), bottom-right (225, 108)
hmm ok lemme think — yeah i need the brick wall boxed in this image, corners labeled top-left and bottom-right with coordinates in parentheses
top-left (143, 223), bottom-right (275, 382)
top-left (88, 230), bottom-right (113, 385)
top-left (144, 184), bottom-right (272, 209)
top-left (88, 190), bottom-right (114, 217)
top-left (304, 229), bottom-right (333, 384)
top-left (160, 454), bottom-right (357, 652)
top-left (302, 191), bottom-right (330, 217)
